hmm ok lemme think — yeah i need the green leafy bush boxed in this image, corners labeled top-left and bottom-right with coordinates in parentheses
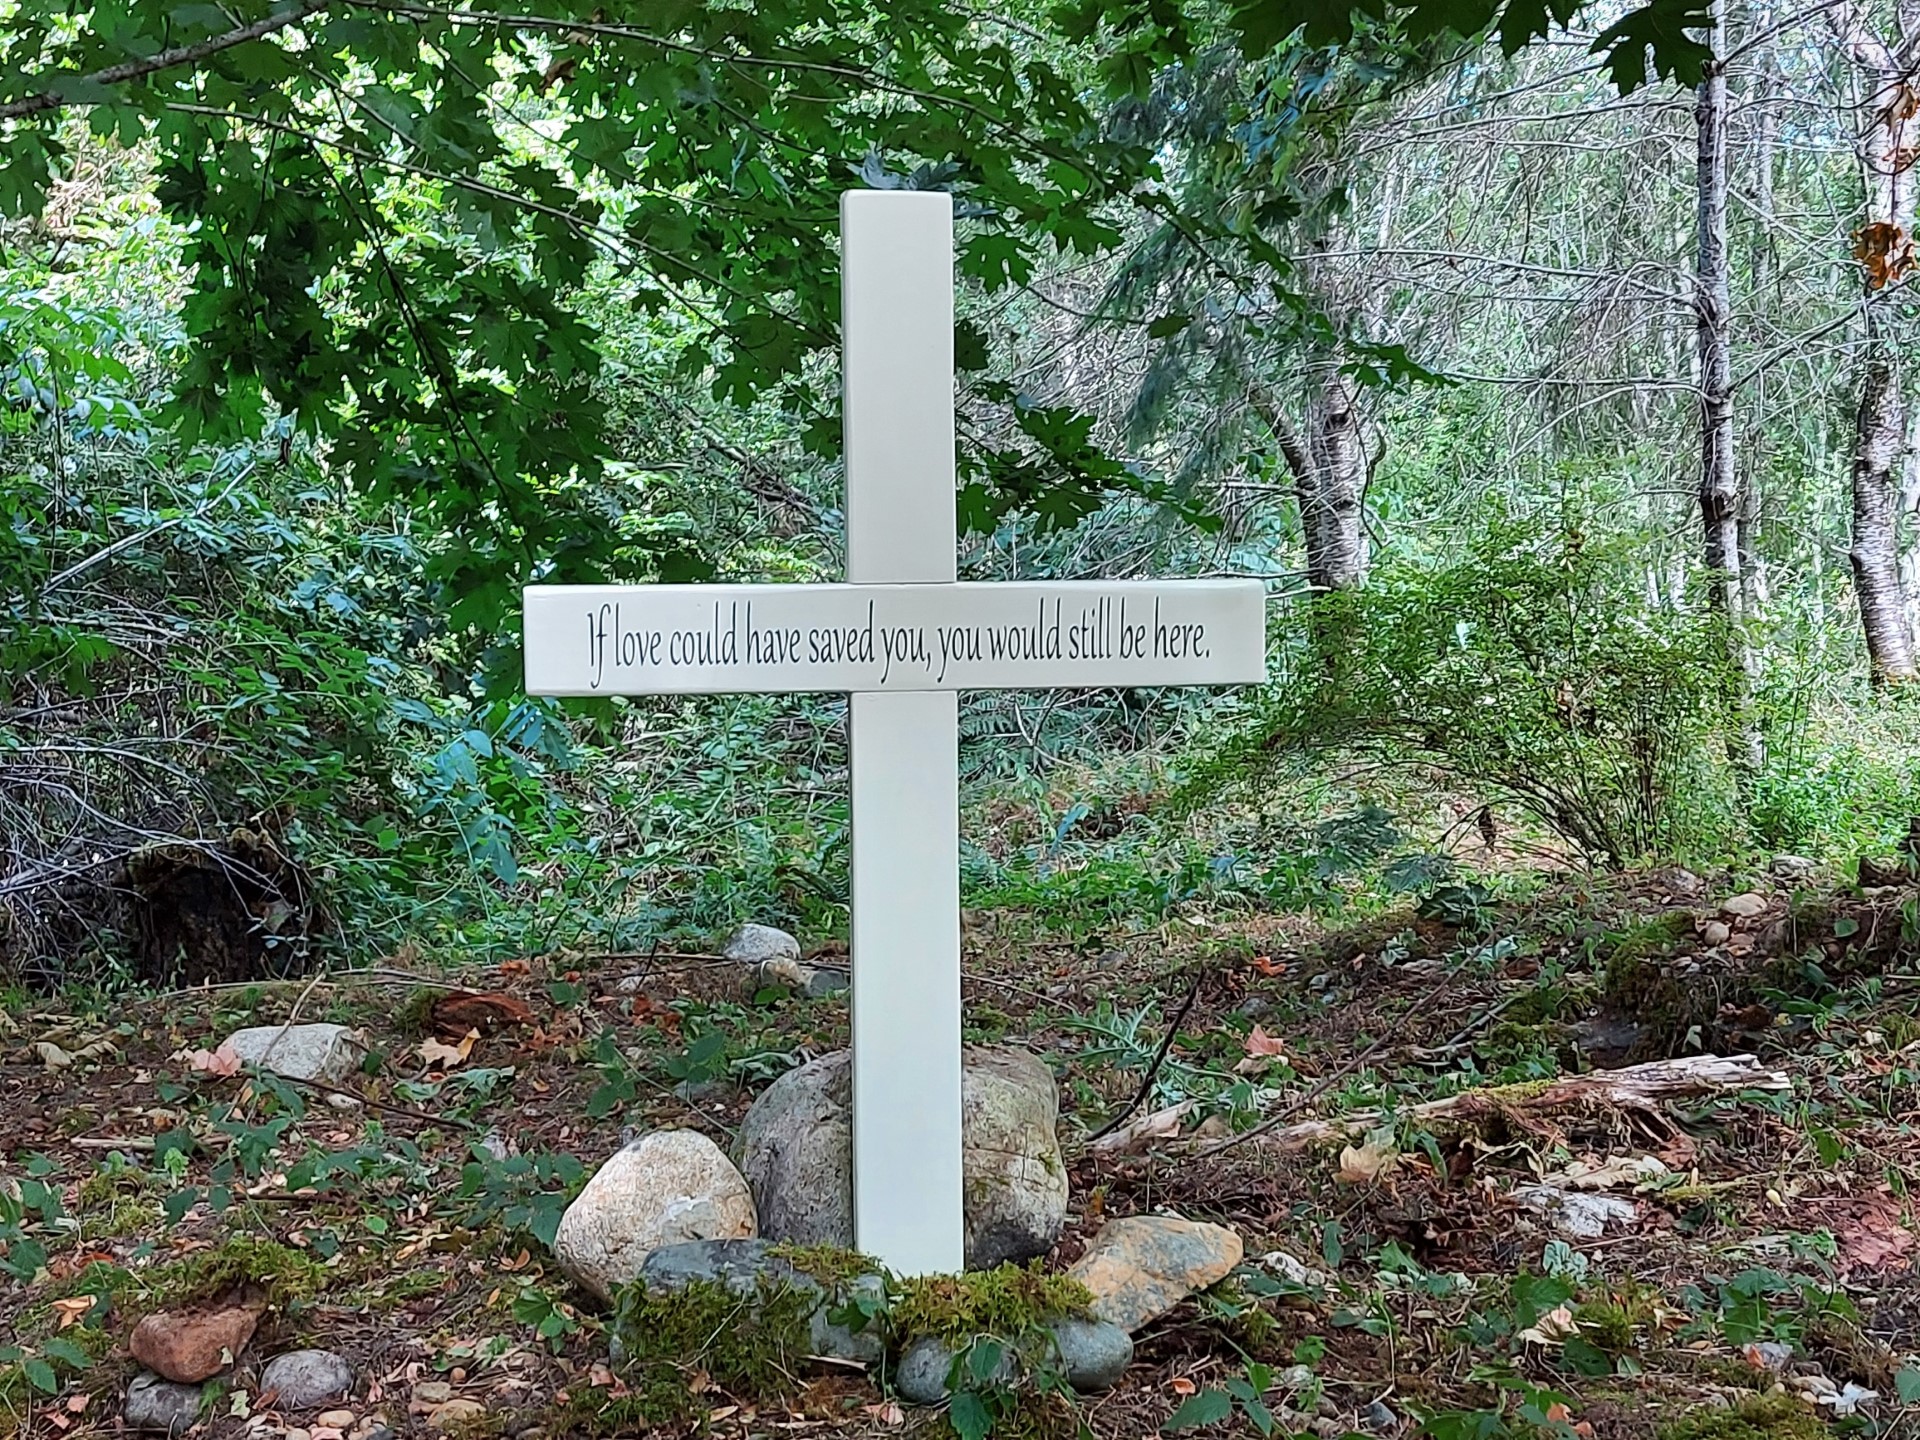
top-left (1187, 513), bottom-right (1741, 866)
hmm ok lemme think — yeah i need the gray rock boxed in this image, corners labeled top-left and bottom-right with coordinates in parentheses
top-left (223, 1024), bottom-right (363, 1084)
top-left (892, 1320), bottom-right (1128, 1405)
top-left (723, 924), bottom-right (801, 966)
top-left (1045, 1318), bottom-right (1133, 1391)
top-left (1513, 1185), bottom-right (1636, 1239)
top-left (1568, 1015), bottom-right (1643, 1065)
top-left (755, 956), bottom-right (849, 999)
top-left (735, 1046), bottom-right (1066, 1270)
top-left (633, 1237), bottom-right (884, 1364)
top-left (1651, 867), bottom-right (1704, 899)
top-left (1363, 1399), bottom-right (1399, 1433)
top-left (894, 1336), bottom-right (1014, 1406)
top-left (259, 1350), bottom-right (352, 1409)
top-left (802, 967), bottom-right (849, 999)
top-left (125, 1374), bottom-right (203, 1434)
top-left (1770, 855), bottom-right (1820, 882)
top-left (554, 1131), bottom-right (758, 1302)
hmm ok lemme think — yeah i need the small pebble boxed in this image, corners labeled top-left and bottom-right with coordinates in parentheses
top-left (317, 1412), bottom-right (356, 1428)
top-left (450, 1368), bottom-right (468, 1384)
top-left (411, 1382), bottom-right (453, 1408)
top-left (287, 1428), bottom-right (312, 1440)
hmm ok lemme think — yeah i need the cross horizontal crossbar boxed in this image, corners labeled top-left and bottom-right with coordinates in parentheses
top-left (524, 579), bottom-right (1266, 696)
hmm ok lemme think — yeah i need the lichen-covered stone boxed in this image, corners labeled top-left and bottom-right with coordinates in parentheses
top-left (222, 1024), bottom-right (363, 1084)
top-left (554, 1131), bottom-right (757, 1302)
top-left (259, 1350), bottom-right (352, 1409)
top-left (1065, 1216), bottom-right (1243, 1333)
top-left (723, 924), bottom-right (801, 966)
top-left (735, 1046), bottom-right (1066, 1269)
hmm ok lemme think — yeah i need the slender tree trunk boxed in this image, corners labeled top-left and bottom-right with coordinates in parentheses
top-left (1743, 23), bottom-right (1781, 609)
top-left (1833, 0), bottom-right (1920, 682)
top-left (1695, 47), bottom-right (1742, 625)
top-left (1247, 370), bottom-right (1369, 595)
top-left (1302, 367), bottom-right (1369, 593)
top-left (1850, 354), bottom-right (1918, 678)
top-left (1695, 22), bottom-right (1764, 771)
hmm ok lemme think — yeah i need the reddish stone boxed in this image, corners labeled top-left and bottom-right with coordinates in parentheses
top-left (129, 1301), bottom-right (263, 1383)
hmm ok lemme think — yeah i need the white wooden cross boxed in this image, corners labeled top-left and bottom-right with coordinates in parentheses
top-left (525, 191), bottom-right (1265, 1276)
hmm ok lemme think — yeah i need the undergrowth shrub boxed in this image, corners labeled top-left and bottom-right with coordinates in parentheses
top-left (1181, 515), bottom-right (1740, 866)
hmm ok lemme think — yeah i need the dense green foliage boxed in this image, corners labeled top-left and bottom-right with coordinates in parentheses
top-left (3, 0), bottom-right (1918, 986)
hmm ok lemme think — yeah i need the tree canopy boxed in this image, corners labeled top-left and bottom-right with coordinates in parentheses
top-left (0, 0), bottom-right (1716, 655)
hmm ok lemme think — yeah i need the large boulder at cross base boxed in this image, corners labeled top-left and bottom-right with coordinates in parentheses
top-left (734, 1046), bottom-right (1068, 1269)
top-left (553, 1130), bottom-right (758, 1302)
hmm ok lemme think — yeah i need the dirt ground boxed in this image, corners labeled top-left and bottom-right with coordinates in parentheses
top-left (3, 867), bottom-right (1919, 1440)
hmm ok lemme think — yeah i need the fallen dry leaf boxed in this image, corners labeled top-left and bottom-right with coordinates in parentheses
top-left (431, 991), bottom-right (533, 1036)
top-left (1838, 1196), bottom-right (1915, 1271)
top-left (181, 1042), bottom-right (243, 1078)
top-left (1545, 1402), bottom-right (1594, 1437)
top-left (1088, 1099), bottom-right (1195, 1154)
top-left (1518, 1304), bottom-right (1581, 1347)
top-left (1552, 1154), bottom-right (1669, 1191)
top-left (419, 1030), bottom-right (478, 1069)
top-left (50, 1297), bottom-right (92, 1330)
top-left (862, 1400), bottom-right (905, 1426)
top-left (1337, 1129), bottom-right (1400, 1185)
top-left (1168, 1377), bottom-right (1197, 1397)
top-left (1243, 1025), bottom-right (1287, 1057)
top-left (34, 1040), bottom-right (72, 1069)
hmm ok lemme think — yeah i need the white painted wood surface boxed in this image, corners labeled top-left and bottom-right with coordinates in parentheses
top-left (523, 190), bottom-right (1269, 1276)
top-left (841, 190), bottom-right (966, 1274)
top-left (522, 580), bottom-right (1266, 695)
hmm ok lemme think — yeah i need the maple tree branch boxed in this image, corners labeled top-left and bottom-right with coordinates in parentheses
top-left (0, 0), bottom-right (328, 121)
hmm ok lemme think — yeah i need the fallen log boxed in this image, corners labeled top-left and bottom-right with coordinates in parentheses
top-left (1218, 1053), bottom-right (1789, 1154)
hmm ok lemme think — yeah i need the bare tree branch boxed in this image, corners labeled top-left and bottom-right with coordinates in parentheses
top-left (0, 1), bottom-right (329, 122)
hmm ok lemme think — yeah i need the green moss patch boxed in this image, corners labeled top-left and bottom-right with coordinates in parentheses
top-left (1657, 1395), bottom-right (1827, 1440)
top-left (888, 1262), bottom-right (1093, 1346)
top-left (140, 1234), bottom-right (330, 1310)
top-left (606, 1277), bottom-right (816, 1424)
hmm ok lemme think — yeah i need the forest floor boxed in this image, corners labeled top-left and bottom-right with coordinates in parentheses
top-left (4, 864), bottom-right (1920, 1440)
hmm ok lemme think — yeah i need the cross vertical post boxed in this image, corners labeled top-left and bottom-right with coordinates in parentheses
top-left (840, 190), bottom-right (965, 1275)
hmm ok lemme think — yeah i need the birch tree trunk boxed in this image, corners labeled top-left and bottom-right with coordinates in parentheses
top-left (1301, 366), bottom-right (1370, 593)
top-left (1696, 45), bottom-right (1743, 626)
top-left (1833, 0), bottom-right (1920, 682)
top-left (1851, 354), bottom-right (1917, 678)
top-left (1246, 368), bottom-right (1370, 596)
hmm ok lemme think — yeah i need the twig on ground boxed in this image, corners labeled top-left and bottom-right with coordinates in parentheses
top-left (150, 967), bottom-right (461, 1003)
top-left (1086, 974), bottom-right (1205, 1142)
top-left (1230, 1053), bottom-right (1790, 1152)
top-left (1196, 975), bottom-right (1458, 1158)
